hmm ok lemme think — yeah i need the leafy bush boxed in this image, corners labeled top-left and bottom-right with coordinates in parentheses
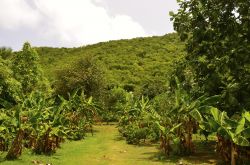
top-left (55, 55), bottom-right (105, 100)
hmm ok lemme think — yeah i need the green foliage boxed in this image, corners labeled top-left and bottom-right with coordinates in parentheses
top-left (118, 94), bottom-right (159, 144)
top-left (36, 33), bottom-right (185, 97)
top-left (171, 2), bottom-right (250, 162)
top-left (191, 107), bottom-right (250, 164)
top-left (55, 55), bottom-right (105, 99)
top-left (0, 89), bottom-right (98, 159)
top-left (171, 0), bottom-right (250, 114)
top-left (0, 47), bottom-right (12, 60)
top-left (12, 42), bottom-right (51, 96)
top-left (102, 87), bottom-right (128, 122)
top-left (0, 42), bottom-right (99, 160)
top-left (60, 89), bottom-right (97, 140)
top-left (0, 56), bottom-right (21, 105)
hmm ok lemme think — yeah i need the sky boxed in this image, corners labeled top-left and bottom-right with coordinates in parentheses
top-left (0, 0), bottom-right (179, 50)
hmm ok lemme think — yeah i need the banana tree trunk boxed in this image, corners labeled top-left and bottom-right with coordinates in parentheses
top-left (6, 129), bottom-right (24, 160)
top-left (180, 119), bottom-right (194, 155)
top-left (28, 135), bottom-right (36, 149)
top-left (0, 138), bottom-right (8, 151)
top-left (186, 131), bottom-right (193, 154)
top-left (216, 135), bottom-right (231, 163)
top-left (160, 132), bottom-right (172, 156)
top-left (55, 136), bottom-right (60, 148)
top-left (44, 128), bottom-right (51, 154)
top-left (231, 142), bottom-right (236, 165)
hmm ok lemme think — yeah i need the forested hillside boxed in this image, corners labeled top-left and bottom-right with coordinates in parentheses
top-left (36, 33), bottom-right (185, 98)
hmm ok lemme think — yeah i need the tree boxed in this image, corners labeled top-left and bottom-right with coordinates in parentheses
top-left (171, 0), bottom-right (250, 115)
top-left (55, 55), bottom-right (105, 99)
top-left (12, 42), bottom-right (50, 96)
top-left (0, 47), bottom-right (12, 60)
top-left (0, 55), bottom-right (21, 105)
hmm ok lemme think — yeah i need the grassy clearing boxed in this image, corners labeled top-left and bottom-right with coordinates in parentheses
top-left (0, 124), bottom-right (219, 165)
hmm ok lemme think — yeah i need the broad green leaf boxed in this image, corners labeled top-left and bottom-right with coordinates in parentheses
top-left (210, 107), bottom-right (220, 122)
top-left (188, 95), bottom-right (205, 110)
top-left (207, 118), bottom-right (220, 131)
top-left (201, 95), bottom-right (220, 106)
top-left (196, 95), bottom-right (208, 102)
top-left (244, 111), bottom-right (250, 123)
top-left (220, 111), bottom-right (228, 126)
top-left (235, 118), bottom-right (245, 135)
top-left (199, 122), bottom-right (211, 131)
top-left (198, 105), bottom-right (214, 114)
top-left (156, 121), bottom-right (166, 133)
top-left (170, 123), bottom-right (182, 133)
top-left (217, 127), bottom-right (232, 139)
top-left (233, 136), bottom-right (250, 146)
top-left (190, 109), bottom-right (203, 122)
top-left (241, 128), bottom-right (250, 138)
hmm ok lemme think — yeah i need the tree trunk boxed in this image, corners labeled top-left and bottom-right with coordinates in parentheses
top-left (28, 135), bottom-right (36, 149)
top-left (55, 136), bottom-right (60, 148)
top-left (0, 138), bottom-right (8, 151)
top-left (216, 135), bottom-right (231, 163)
top-left (231, 142), bottom-right (236, 165)
top-left (6, 129), bottom-right (24, 160)
top-left (179, 119), bottom-right (195, 155)
top-left (44, 128), bottom-right (50, 154)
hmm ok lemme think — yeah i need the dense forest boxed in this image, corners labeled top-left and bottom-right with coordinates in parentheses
top-left (36, 33), bottom-right (185, 98)
top-left (0, 0), bottom-right (250, 165)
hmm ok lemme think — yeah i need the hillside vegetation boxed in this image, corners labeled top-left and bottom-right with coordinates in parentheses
top-left (36, 33), bottom-right (185, 97)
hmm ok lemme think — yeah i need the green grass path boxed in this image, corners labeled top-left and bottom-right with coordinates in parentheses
top-left (0, 124), bottom-right (217, 165)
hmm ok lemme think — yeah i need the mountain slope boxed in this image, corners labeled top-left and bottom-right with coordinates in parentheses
top-left (36, 33), bottom-right (185, 96)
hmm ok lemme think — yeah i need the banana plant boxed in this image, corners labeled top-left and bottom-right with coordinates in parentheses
top-left (190, 107), bottom-right (250, 165)
top-left (5, 104), bottom-right (25, 160)
top-left (8, 91), bottom-right (53, 155)
top-left (169, 77), bottom-right (221, 155)
top-left (155, 120), bottom-right (182, 156)
top-left (118, 94), bottom-right (157, 144)
top-left (60, 89), bottom-right (97, 140)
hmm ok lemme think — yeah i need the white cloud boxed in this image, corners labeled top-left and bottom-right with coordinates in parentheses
top-left (0, 0), bottom-right (147, 48)
top-left (111, 15), bottom-right (146, 39)
top-left (0, 0), bottom-right (40, 30)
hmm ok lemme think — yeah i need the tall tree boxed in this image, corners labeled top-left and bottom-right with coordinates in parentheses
top-left (12, 42), bottom-right (50, 96)
top-left (171, 0), bottom-right (250, 114)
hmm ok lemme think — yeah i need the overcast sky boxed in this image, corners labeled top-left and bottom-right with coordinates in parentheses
top-left (0, 0), bottom-right (179, 50)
